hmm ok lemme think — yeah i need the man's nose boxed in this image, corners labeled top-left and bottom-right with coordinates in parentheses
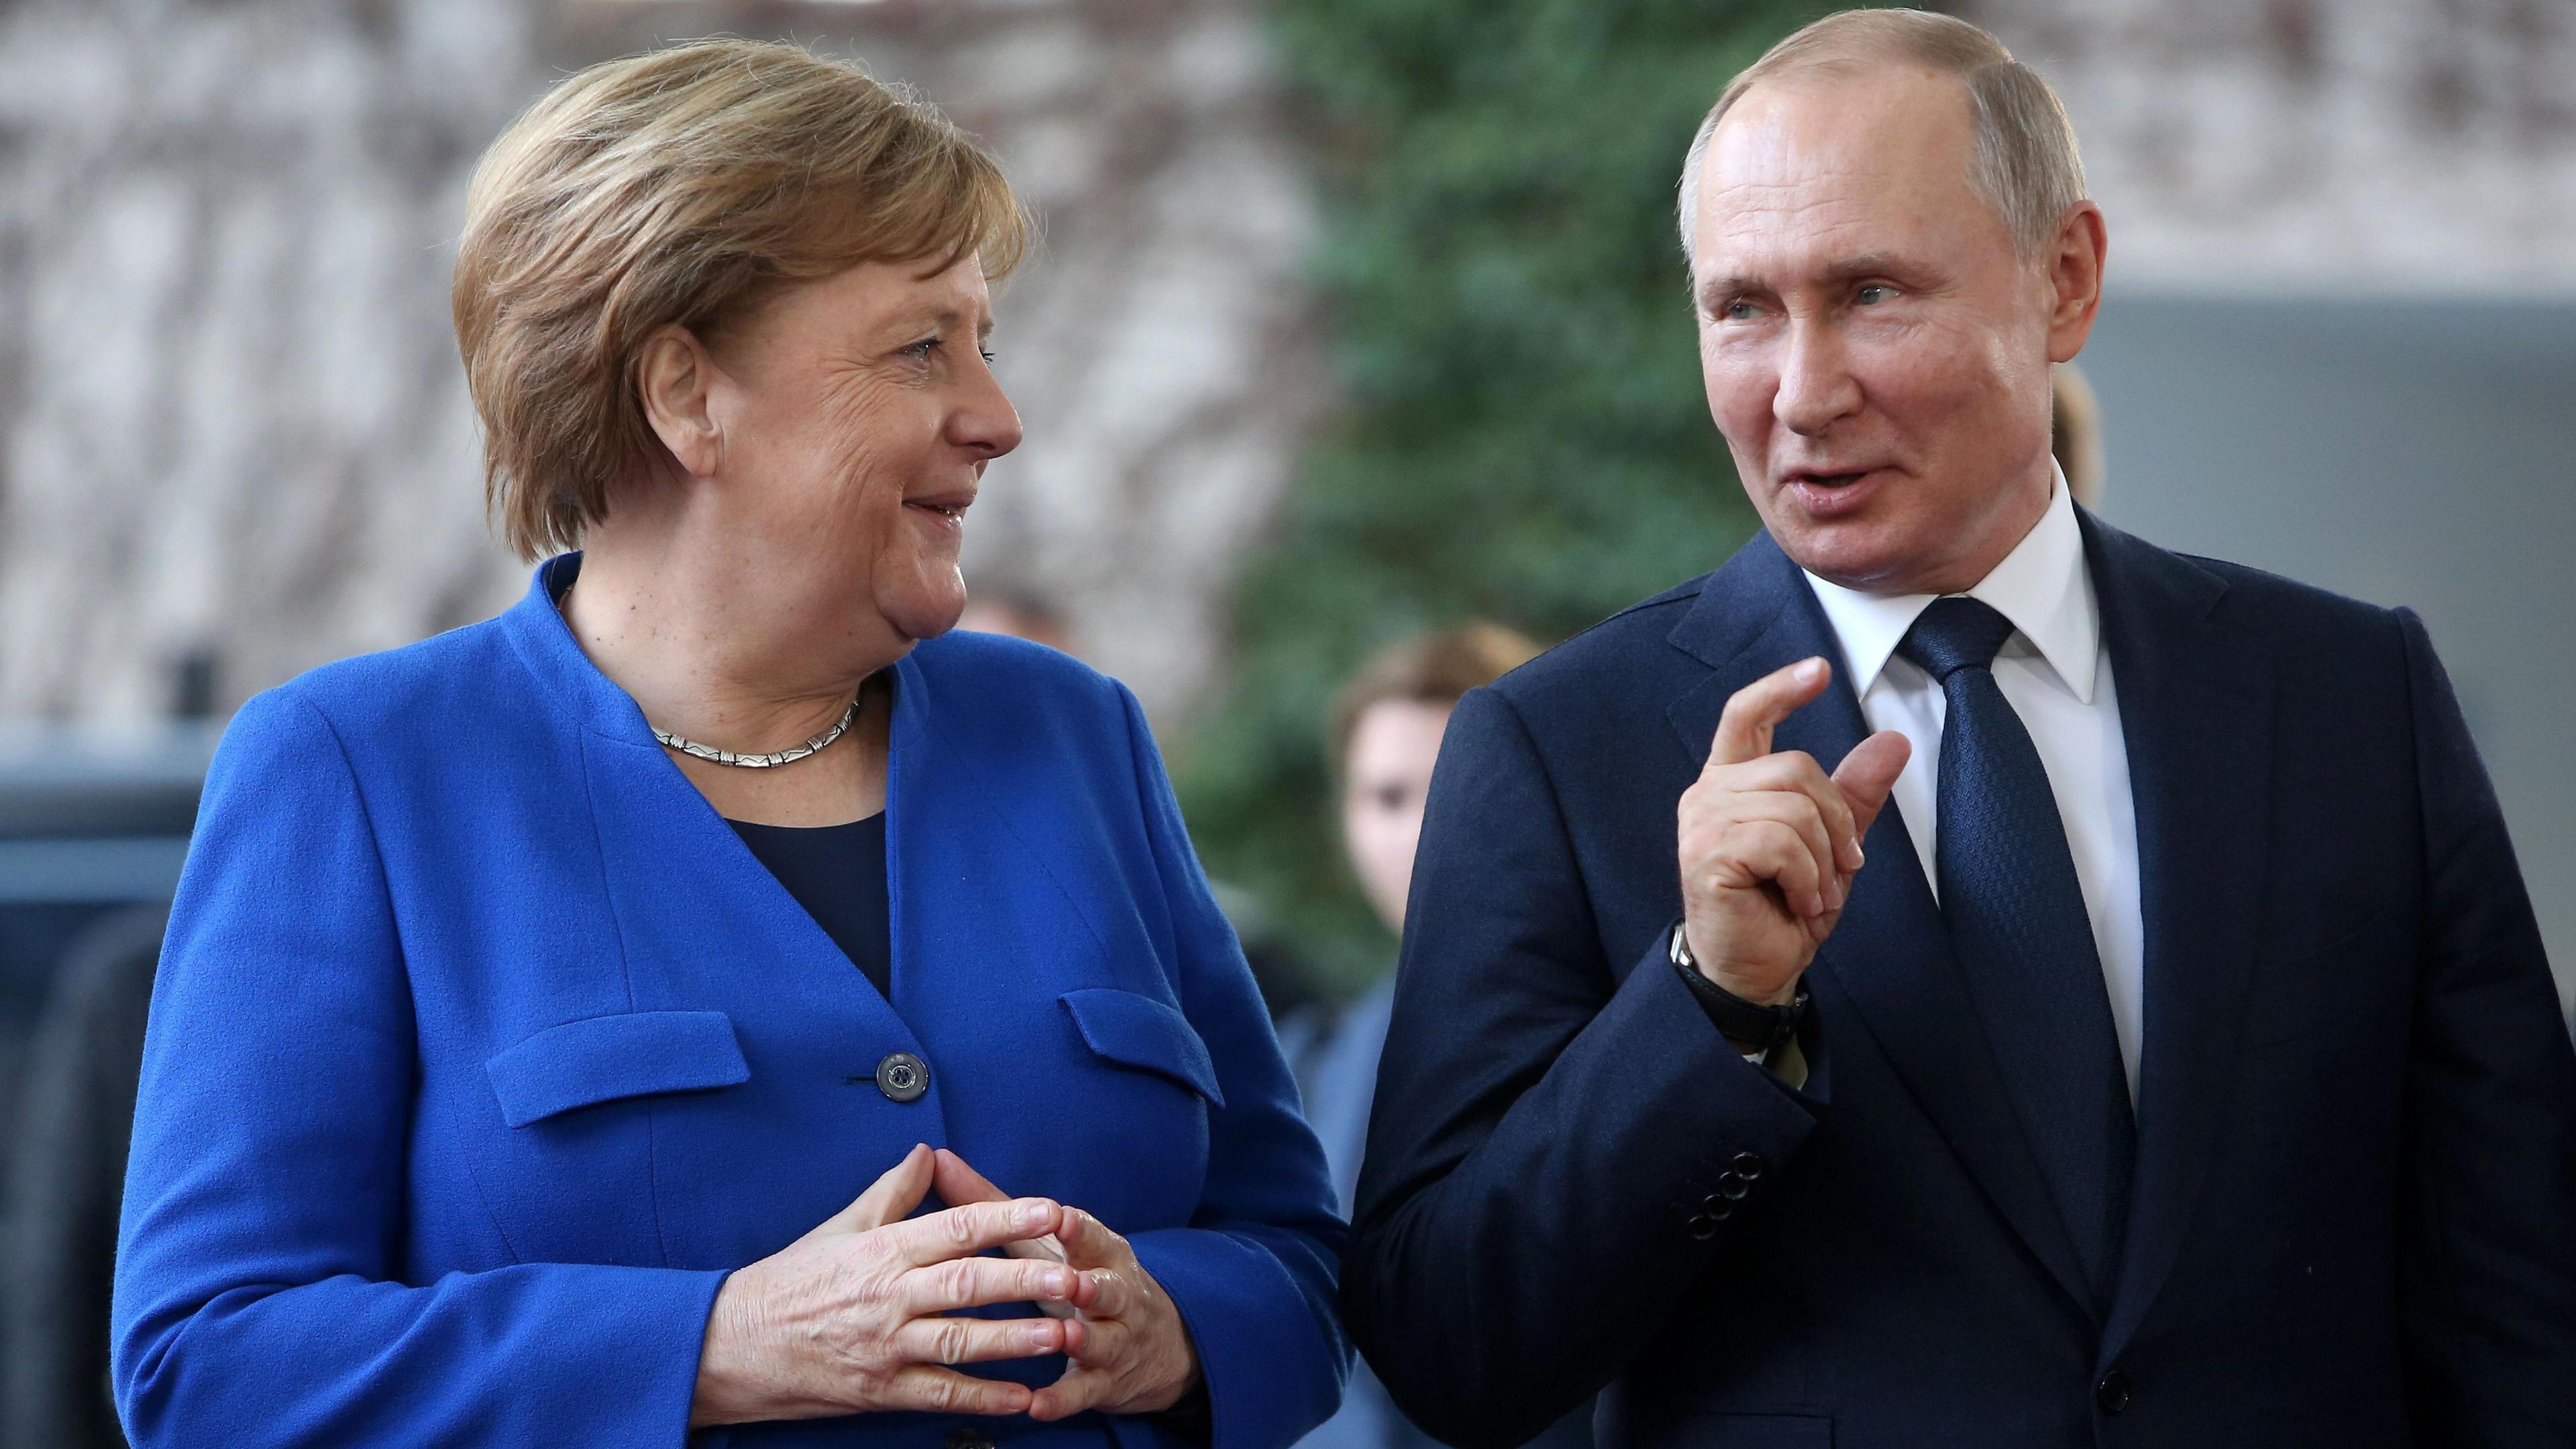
top-left (1772, 320), bottom-right (1862, 437)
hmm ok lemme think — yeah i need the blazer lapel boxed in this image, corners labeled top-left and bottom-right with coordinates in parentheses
top-left (576, 729), bottom-right (911, 1024)
top-left (1665, 534), bottom-right (2096, 1315)
top-left (2085, 516), bottom-right (2275, 1357)
top-left (501, 555), bottom-right (920, 1033)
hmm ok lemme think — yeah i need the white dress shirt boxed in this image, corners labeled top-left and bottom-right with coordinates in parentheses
top-left (1801, 471), bottom-right (2147, 1093)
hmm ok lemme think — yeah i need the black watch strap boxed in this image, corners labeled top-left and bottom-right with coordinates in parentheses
top-left (1669, 922), bottom-right (1807, 1055)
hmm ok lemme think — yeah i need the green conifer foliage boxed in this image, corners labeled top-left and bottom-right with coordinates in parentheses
top-left (1179, 1), bottom-right (1825, 998)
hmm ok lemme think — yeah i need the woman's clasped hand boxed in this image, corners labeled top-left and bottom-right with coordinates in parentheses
top-left (689, 1144), bottom-right (1202, 1427)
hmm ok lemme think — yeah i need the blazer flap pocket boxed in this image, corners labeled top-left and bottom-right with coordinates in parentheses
top-left (1058, 989), bottom-right (1224, 1107)
top-left (1682, 1414), bottom-right (1831, 1447)
top-left (486, 1010), bottom-right (749, 1128)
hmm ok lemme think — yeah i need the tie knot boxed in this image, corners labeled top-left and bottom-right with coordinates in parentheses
top-left (1898, 596), bottom-right (2016, 681)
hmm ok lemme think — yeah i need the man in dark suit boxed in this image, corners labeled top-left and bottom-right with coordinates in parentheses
top-left (1343, 11), bottom-right (2576, 1448)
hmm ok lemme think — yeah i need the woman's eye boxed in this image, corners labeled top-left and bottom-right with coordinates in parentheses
top-left (979, 349), bottom-right (997, 364)
top-left (901, 337), bottom-right (940, 361)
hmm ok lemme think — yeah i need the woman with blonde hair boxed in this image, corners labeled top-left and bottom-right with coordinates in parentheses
top-left (111, 40), bottom-right (1344, 1448)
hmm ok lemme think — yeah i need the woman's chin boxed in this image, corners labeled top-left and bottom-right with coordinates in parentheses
top-left (880, 580), bottom-right (968, 644)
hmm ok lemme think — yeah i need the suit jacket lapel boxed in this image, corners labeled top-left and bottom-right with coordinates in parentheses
top-left (2084, 515), bottom-right (2275, 1356)
top-left (1665, 533), bottom-right (2096, 1315)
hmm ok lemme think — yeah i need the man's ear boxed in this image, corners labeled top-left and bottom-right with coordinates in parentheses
top-left (635, 324), bottom-right (724, 478)
top-left (2043, 200), bottom-right (2108, 364)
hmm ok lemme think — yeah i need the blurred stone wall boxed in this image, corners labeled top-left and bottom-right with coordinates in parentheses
top-left (0, 0), bottom-right (537, 720)
top-left (5, 0), bottom-right (2569, 727)
top-left (0, 0), bottom-right (1317, 724)
top-left (1958, 0), bottom-right (2576, 291)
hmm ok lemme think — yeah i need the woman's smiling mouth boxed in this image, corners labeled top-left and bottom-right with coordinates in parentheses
top-left (904, 491), bottom-right (974, 526)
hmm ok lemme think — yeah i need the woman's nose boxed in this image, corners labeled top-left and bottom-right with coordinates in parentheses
top-left (955, 359), bottom-right (1025, 460)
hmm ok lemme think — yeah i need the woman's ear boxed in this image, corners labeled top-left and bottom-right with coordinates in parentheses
top-left (636, 324), bottom-right (724, 477)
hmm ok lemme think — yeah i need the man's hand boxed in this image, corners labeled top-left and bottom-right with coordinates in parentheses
top-left (1678, 657), bottom-right (1910, 1006)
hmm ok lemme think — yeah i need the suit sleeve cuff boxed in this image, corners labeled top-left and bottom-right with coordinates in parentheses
top-left (546, 1265), bottom-right (728, 1446)
top-left (1129, 1228), bottom-right (1341, 1449)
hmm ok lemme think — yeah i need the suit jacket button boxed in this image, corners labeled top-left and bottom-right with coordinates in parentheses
top-left (1686, 1212), bottom-right (1723, 1240)
top-left (1713, 1171), bottom-right (1752, 1200)
top-left (2096, 1368), bottom-right (2133, 1414)
top-left (946, 1431), bottom-right (998, 1449)
top-left (876, 1052), bottom-right (930, 1102)
top-left (1731, 1150), bottom-right (1766, 1179)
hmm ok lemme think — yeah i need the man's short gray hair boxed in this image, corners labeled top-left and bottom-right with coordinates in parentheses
top-left (1676, 9), bottom-right (2086, 267)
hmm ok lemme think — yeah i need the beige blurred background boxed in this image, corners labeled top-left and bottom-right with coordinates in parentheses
top-left (0, 0), bottom-right (1322, 727)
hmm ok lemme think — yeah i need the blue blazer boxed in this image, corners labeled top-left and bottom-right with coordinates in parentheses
top-left (113, 557), bottom-right (1349, 1449)
top-left (1346, 515), bottom-right (2576, 1448)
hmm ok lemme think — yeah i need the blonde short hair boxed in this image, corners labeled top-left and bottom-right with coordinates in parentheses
top-left (453, 39), bottom-right (1032, 561)
top-left (1676, 9), bottom-right (2085, 266)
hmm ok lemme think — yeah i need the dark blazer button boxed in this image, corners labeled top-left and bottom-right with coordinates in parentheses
top-left (946, 1431), bottom-right (997, 1449)
top-left (1714, 1172), bottom-right (1751, 1200)
top-left (1731, 1150), bottom-right (1766, 1179)
top-left (875, 1051), bottom-right (930, 1103)
top-left (1686, 1213), bottom-right (1723, 1240)
top-left (2096, 1368), bottom-right (2133, 1414)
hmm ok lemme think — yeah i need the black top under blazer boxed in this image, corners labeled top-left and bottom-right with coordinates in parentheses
top-left (1345, 513), bottom-right (2576, 1449)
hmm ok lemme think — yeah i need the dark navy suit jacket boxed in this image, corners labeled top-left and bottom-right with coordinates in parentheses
top-left (112, 557), bottom-right (1348, 1448)
top-left (1346, 515), bottom-right (2576, 1448)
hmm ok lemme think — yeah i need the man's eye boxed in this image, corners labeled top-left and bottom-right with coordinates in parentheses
top-left (1721, 300), bottom-right (1758, 322)
top-left (1856, 284), bottom-right (1894, 305)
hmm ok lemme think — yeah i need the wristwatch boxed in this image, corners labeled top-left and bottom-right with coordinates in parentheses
top-left (1670, 922), bottom-right (1808, 1057)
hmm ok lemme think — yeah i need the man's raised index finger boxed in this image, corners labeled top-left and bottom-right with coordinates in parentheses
top-left (1707, 657), bottom-right (1833, 771)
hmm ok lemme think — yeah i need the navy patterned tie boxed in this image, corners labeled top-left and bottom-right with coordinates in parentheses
top-left (1899, 596), bottom-right (2135, 1307)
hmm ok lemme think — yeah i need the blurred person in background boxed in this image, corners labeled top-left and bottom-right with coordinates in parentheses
top-left (1347, 10), bottom-right (2576, 1448)
top-left (2051, 360), bottom-right (2106, 509)
top-left (1288, 623), bottom-right (1566, 1449)
top-left (109, 39), bottom-right (1345, 1449)
top-left (956, 586), bottom-right (1077, 657)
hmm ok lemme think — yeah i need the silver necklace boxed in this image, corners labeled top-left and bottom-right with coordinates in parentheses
top-left (653, 696), bottom-right (860, 769)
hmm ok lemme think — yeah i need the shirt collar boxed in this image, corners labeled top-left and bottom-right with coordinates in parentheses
top-left (1799, 463), bottom-right (2100, 703)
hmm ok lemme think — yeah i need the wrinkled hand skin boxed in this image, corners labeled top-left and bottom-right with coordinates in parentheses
top-left (689, 1144), bottom-right (1094, 1426)
top-left (1678, 656), bottom-right (1909, 1006)
top-left (930, 1148), bottom-right (1203, 1420)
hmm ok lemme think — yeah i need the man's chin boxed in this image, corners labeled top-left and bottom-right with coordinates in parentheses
top-left (1768, 515), bottom-right (1921, 593)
